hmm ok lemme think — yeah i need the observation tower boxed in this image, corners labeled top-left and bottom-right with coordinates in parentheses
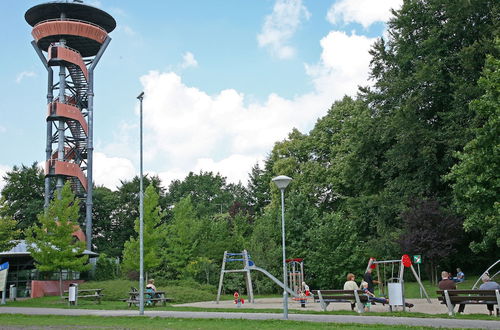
top-left (25, 1), bottom-right (116, 250)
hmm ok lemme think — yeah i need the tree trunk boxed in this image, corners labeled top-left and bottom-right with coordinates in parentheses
top-left (59, 270), bottom-right (63, 299)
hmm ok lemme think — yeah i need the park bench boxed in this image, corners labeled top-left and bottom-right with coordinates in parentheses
top-left (310, 289), bottom-right (368, 313)
top-left (64, 288), bottom-right (103, 305)
top-left (437, 289), bottom-right (500, 316)
top-left (124, 287), bottom-right (173, 307)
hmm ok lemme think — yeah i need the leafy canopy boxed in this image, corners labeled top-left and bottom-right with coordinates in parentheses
top-left (25, 181), bottom-right (89, 273)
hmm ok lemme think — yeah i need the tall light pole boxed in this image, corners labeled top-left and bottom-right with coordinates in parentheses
top-left (272, 175), bottom-right (292, 320)
top-left (137, 91), bottom-right (145, 315)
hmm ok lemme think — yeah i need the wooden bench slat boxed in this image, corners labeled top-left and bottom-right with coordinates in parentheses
top-left (438, 296), bottom-right (497, 302)
top-left (436, 290), bottom-right (497, 294)
top-left (436, 289), bottom-right (500, 317)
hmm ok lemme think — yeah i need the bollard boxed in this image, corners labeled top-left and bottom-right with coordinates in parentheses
top-left (9, 285), bottom-right (16, 301)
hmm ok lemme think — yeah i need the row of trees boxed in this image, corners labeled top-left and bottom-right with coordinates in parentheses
top-left (1, 0), bottom-right (498, 291)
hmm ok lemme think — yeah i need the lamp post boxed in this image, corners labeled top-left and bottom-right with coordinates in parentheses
top-left (272, 175), bottom-right (292, 320)
top-left (137, 91), bottom-right (144, 315)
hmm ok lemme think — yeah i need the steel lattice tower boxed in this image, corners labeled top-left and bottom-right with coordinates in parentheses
top-left (25, 1), bottom-right (115, 251)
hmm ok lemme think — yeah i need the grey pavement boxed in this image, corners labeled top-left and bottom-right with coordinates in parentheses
top-left (0, 307), bottom-right (499, 329)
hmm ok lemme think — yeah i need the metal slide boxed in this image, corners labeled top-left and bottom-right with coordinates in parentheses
top-left (247, 265), bottom-right (299, 297)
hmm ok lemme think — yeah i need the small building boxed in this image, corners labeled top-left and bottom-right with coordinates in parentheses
top-left (0, 240), bottom-right (97, 298)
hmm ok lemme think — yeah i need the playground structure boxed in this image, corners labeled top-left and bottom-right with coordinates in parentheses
top-left (286, 258), bottom-right (304, 295)
top-left (472, 259), bottom-right (500, 290)
top-left (25, 1), bottom-right (115, 250)
top-left (366, 255), bottom-right (431, 310)
top-left (216, 250), bottom-right (301, 304)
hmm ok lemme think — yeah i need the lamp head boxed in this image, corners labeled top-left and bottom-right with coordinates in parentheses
top-left (272, 175), bottom-right (292, 190)
top-left (137, 91), bottom-right (144, 100)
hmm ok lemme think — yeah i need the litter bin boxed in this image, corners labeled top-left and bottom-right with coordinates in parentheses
top-left (9, 285), bottom-right (16, 301)
top-left (68, 283), bottom-right (78, 306)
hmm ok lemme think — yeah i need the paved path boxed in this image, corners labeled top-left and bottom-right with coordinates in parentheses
top-left (0, 307), bottom-right (499, 329)
top-left (177, 297), bottom-right (493, 315)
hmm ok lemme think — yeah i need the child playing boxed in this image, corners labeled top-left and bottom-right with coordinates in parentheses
top-left (361, 281), bottom-right (388, 305)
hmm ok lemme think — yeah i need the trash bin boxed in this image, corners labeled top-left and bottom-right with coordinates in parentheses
top-left (9, 285), bottom-right (16, 301)
top-left (68, 283), bottom-right (78, 306)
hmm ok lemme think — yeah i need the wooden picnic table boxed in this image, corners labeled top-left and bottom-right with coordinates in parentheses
top-left (125, 290), bottom-right (172, 307)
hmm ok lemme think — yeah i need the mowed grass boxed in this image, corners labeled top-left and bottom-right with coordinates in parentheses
top-left (0, 314), bottom-right (450, 330)
top-left (3, 276), bottom-right (497, 321)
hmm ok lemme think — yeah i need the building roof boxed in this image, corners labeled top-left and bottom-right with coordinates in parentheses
top-left (25, 1), bottom-right (116, 32)
top-left (0, 240), bottom-right (98, 257)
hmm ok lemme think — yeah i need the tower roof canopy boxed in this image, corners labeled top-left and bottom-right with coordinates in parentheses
top-left (25, 1), bottom-right (116, 33)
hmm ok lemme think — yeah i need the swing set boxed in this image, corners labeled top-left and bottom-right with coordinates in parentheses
top-left (365, 255), bottom-right (431, 310)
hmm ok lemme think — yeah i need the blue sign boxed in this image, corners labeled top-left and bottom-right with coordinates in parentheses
top-left (0, 262), bottom-right (9, 271)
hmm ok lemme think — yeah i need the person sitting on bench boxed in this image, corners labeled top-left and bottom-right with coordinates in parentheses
top-left (361, 281), bottom-right (414, 309)
top-left (361, 281), bottom-right (388, 306)
top-left (439, 271), bottom-right (464, 313)
top-left (479, 274), bottom-right (500, 316)
top-left (453, 268), bottom-right (465, 283)
top-left (344, 273), bottom-right (359, 311)
top-left (145, 279), bottom-right (156, 306)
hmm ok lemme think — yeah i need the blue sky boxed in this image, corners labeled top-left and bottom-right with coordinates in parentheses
top-left (0, 0), bottom-right (402, 190)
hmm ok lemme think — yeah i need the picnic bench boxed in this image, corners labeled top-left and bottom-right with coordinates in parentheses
top-left (124, 287), bottom-right (173, 307)
top-left (437, 289), bottom-right (500, 316)
top-left (310, 289), bottom-right (368, 313)
top-left (63, 288), bottom-right (103, 305)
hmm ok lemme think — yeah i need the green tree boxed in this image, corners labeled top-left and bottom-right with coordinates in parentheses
top-left (447, 52), bottom-right (500, 252)
top-left (25, 182), bottom-right (90, 297)
top-left (166, 171), bottom-right (244, 218)
top-left (91, 186), bottom-right (119, 255)
top-left (107, 175), bottom-right (165, 258)
top-left (0, 207), bottom-right (20, 252)
top-left (363, 0), bottom-right (497, 196)
top-left (163, 196), bottom-right (202, 279)
top-left (0, 163), bottom-right (44, 232)
top-left (121, 184), bottom-right (166, 277)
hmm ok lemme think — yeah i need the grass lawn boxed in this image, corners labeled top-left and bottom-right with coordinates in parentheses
top-left (2, 277), bottom-right (496, 321)
top-left (0, 314), bottom-right (452, 329)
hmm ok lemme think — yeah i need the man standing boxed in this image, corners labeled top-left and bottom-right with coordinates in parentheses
top-left (439, 271), bottom-right (464, 313)
top-left (479, 274), bottom-right (500, 316)
top-left (363, 268), bottom-right (380, 294)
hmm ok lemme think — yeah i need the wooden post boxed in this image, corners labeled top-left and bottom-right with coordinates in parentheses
top-left (444, 290), bottom-right (454, 316)
top-left (410, 264), bottom-right (431, 303)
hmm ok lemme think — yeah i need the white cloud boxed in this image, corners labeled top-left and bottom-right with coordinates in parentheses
top-left (326, 0), bottom-right (402, 28)
top-left (193, 155), bottom-right (265, 185)
top-left (126, 29), bottom-right (374, 187)
top-left (16, 71), bottom-right (36, 84)
top-left (257, 0), bottom-right (311, 59)
top-left (0, 125), bottom-right (6, 133)
top-left (181, 52), bottom-right (198, 69)
top-left (305, 31), bottom-right (377, 95)
top-left (93, 152), bottom-right (136, 190)
top-left (97, 8), bottom-right (383, 188)
top-left (119, 25), bottom-right (137, 37)
top-left (0, 165), bottom-right (11, 193)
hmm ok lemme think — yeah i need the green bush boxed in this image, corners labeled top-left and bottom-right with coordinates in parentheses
top-left (93, 254), bottom-right (120, 281)
top-left (79, 279), bottom-right (135, 301)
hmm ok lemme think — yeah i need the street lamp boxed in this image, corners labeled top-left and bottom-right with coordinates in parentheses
top-left (272, 175), bottom-right (292, 320)
top-left (137, 91), bottom-right (144, 315)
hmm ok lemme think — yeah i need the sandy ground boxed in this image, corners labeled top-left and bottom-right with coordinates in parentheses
top-left (175, 297), bottom-right (495, 315)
